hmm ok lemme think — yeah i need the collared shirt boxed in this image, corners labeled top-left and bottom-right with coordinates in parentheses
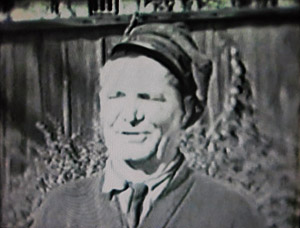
top-left (102, 154), bottom-right (184, 226)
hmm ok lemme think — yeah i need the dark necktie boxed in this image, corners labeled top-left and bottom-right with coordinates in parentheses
top-left (127, 183), bottom-right (148, 228)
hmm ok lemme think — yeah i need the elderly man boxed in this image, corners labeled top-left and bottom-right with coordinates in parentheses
top-left (33, 23), bottom-right (265, 228)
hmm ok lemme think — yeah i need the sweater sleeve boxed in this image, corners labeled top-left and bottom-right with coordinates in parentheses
top-left (31, 188), bottom-right (69, 228)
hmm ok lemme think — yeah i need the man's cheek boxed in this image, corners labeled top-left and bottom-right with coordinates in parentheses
top-left (148, 107), bottom-right (171, 122)
top-left (154, 111), bottom-right (177, 125)
top-left (158, 118), bottom-right (182, 138)
top-left (101, 104), bottom-right (121, 125)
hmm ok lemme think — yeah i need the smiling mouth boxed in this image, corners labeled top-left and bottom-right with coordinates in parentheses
top-left (121, 131), bottom-right (150, 135)
top-left (119, 131), bottom-right (150, 143)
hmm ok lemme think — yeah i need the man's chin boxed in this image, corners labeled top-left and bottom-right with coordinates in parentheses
top-left (119, 146), bottom-right (156, 161)
top-left (106, 133), bottom-right (162, 162)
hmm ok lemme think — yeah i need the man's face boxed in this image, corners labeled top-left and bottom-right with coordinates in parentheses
top-left (100, 55), bottom-right (185, 164)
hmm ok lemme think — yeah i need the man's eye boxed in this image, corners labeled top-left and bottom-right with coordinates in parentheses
top-left (138, 93), bottom-right (150, 100)
top-left (137, 93), bottom-right (166, 102)
top-left (152, 96), bottom-right (166, 102)
top-left (108, 91), bottom-right (125, 99)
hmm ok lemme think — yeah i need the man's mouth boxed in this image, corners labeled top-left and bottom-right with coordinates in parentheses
top-left (121, 131), bottom-right (151, 135)
top-left (117, 131), bottom-right (150, 143)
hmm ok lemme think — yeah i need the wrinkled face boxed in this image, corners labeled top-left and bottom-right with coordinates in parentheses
top-left (100, 56), bottom-right (184, 164)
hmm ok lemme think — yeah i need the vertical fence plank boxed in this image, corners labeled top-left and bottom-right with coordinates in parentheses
top-left (0, 41), bottom-right (10, 226)
top-left (0, 40), bottom-right (26, 224)
top-left (25, 37), bottom-right (43, 156)
top-left (63, 37), bottom-right (103, 138)
top-left (38, 36), bottom-right (65, 132)
top-left (274, 26), bottom-right (300, 145)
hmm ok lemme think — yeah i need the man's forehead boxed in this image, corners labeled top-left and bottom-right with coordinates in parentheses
top-left (103, 55), bottom-right (168, 73)
top-left (101, 55), bottom-right (173, 86)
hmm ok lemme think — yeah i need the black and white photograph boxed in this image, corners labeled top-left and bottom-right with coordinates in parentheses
top-left (0, 1), bottom-right (300, 228)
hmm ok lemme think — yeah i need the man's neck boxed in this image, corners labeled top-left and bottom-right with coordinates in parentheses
top-left (125, 151), bottom-right (179, 175)
top-left (102, 152), bottom-right (185, 193)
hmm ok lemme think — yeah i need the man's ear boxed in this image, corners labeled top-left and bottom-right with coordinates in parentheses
top-left (181, 95), bottom-right (204, 129)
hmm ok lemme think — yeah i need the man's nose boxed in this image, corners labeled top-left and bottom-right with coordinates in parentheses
top-left (122, 101), bottom-right (144, 127)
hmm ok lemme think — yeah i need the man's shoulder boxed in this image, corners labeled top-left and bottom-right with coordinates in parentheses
top-left (191, 172), bottom-right (248, 203)
top-left (181, 172), bottom-right (266, 227)
top-left (188, 172), bottom-right (256, 212)
top-left (47, 173), bottom-right (102, 200)
top-left (32, 173), bottom-right (106, 228)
